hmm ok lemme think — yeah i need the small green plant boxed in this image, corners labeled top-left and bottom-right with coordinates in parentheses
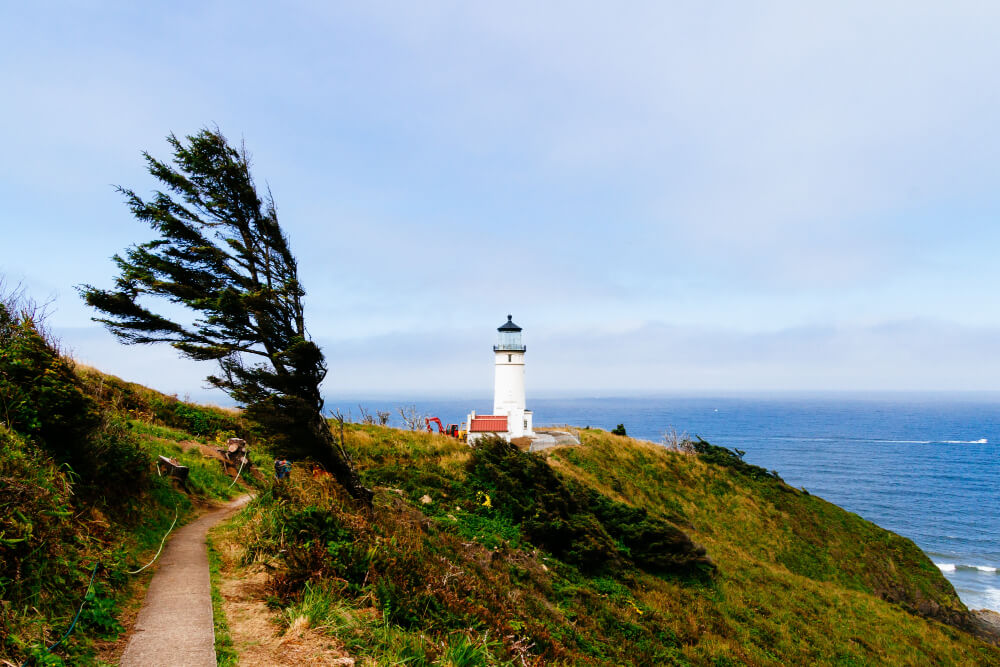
top-left (611, 424), bottom-right (627, 436)
top-left (281, 580), bottom-right (360, 635)
top-left (436, 632), bottom-right (504, 666)
top-left (79, 588), bottom-right (124, 639)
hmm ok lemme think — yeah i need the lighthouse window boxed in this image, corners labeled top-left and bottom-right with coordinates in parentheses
top-left (508, 354), bottom-right (511, 362)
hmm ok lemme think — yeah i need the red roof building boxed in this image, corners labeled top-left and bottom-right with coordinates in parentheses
top-left (469, 415), bottom-right (508, 433)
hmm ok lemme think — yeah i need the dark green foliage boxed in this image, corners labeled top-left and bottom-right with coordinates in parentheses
top-left (79, 128), bottom-right (368, 502)
top-left (0, 301), bottom-right (149, 499)
top-left (691, 437), bottom-right (782, 482)
top-left (0, 303), bottom-right (98, 460)
top-left (776, 541), bottom-right (835, 582)
top-left (247, 487), bottom-right (373, 599)
top-left (285, 506), bottom-right (350, 546)
top-left (466, 436), bottom-right (712, 574)
top-left (78, 585), bottom-right (124, 639)
top-left (0, 426), bottom-right (78, 614)
top-left (611, 424), bottom-right (627, 436)
top-left (172, 403), bottom-right (226, 435)
top-left (277, 506), bottom-right (368, 594)
top-left (0, 422), bottom-right (170, 665)
top-left (579, 486), bottom-right (711, 572)
top-left (84, 413), bottom-right (152, 501)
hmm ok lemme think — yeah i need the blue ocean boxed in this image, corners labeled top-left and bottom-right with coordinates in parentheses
top-left (328, 395), bottom-right (1000, 612)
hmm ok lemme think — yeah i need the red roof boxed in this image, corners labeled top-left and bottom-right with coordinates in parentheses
top-left (469, 415), bottom-right (508, 432)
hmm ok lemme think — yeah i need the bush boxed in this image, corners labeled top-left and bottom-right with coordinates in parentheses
top-left (611, 424), bottom-right (627, 436)
top-left (690, 437), bottom-right (782, 482)
top-left (466, 436), bottom-right (711, 574)
top-left (577, 485), bottom-right (711, 572)
top-left (0, 302), bottom-right (99, 460)
top-left (0, 426), bottom-right (78, 613)
top-left (0, 301), bottom-right (149, 502)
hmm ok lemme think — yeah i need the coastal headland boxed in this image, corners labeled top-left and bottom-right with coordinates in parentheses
top-left (4, 359), bottom-right (999, 664)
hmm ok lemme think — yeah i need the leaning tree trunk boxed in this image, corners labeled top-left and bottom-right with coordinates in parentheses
top-left (310, 412), bottom-right (373, 506)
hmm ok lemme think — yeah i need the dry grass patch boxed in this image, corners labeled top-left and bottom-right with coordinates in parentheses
top-left (213, 529), bottom-right (357, 666)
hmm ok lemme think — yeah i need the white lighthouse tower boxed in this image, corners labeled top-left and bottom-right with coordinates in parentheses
top-left (466, 315), bottom-right (533, 442)
top-left (493, 315), bottom-right (532, 438)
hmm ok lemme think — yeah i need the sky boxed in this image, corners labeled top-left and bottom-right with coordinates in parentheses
top-left (3, 2), bottom-right (1000, 400)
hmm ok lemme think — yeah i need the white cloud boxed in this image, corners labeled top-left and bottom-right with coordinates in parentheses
top-left (5, 2), bottom-right (1000, 394)
top-left (314, 318), bottom-right (1000, 395)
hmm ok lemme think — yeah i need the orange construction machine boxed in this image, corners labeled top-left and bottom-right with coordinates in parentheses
top-left (425, 417), bottom-right (467, 442)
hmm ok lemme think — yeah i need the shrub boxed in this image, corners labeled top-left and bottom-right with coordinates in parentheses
top-left (691, 437), bottom-right (782, 482)
top-left (0, 303), bottom-right (99, 462)
top-left (577, 485), bottom-right (711, 572)
top-left (611, 424), bottom-right (627, 436)
top-left (0, 301), bottom-right (149, 501)
top-left (466, 436), bottom-right (711, 574)
top-left (0, 426), bottom-right (78, 613)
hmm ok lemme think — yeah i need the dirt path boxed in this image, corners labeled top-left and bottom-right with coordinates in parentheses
top-left (120, 495), bottom-right (252, 667)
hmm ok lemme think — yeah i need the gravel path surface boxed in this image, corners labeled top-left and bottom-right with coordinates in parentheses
top-left (120, 495), bottom-right (252, 667)
top-left (529, 430), bottom-right (581, 452)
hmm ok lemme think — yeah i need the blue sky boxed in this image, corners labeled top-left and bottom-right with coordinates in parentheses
top-left (3, 2), bottom-right (1000, 399)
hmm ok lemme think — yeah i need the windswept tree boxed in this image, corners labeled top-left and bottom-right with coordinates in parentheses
top-left (80, 128), bottom-right (371, 503)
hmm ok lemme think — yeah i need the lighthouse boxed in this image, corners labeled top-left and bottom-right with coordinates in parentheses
top-left (466, 315), bottom-right (534, 442)
top-left (493, 315), bottom-right (532, 437)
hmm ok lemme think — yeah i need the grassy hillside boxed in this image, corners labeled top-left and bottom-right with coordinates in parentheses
top-left (0, 300), bottom-right (264, 665)
top-left (4, 293), bottom-right (996, 664)
top-left (211, 423), bottom-right (1000, 666)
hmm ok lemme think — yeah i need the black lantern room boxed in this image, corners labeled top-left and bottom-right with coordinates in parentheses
top-left (494, 315), bottom-right (526, 352)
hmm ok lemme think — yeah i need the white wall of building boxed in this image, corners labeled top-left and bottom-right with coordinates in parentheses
top-left (493, 351), bottom-right (525, 414)
top-left (494, 350), bottom-right (531, 438)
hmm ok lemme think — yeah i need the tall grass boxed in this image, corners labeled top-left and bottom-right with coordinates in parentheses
top-left (209, 423), bottom-right (1000, 665)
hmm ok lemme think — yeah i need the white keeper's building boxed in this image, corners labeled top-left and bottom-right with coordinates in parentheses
top-left (467, 315), bottom-right (533, 442)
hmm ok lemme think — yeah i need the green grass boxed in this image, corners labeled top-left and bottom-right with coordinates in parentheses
top-left (211, 424), bottom-right (1000, 666)
top-left (9, 350), bottom-right (996, 666)
top-left (207, 536), bottom-right (238, 667)
top-left (276, 579), bottom-right (516, 666)
top-left (280, 580), bottom-right (361, 634)
top-left (128, 422), bottom-right (248, 501)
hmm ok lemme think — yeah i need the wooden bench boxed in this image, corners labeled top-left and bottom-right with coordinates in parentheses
top-left (156, 455), bottom-right (190, 483)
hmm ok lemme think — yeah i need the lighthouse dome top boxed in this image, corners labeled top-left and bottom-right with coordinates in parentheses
top-left (498, 315), bottom-right (522, 332)
top-left (495, 315), bottom-right (526, 351)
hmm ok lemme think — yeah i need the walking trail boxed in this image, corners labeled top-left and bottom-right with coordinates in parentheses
top-left (121, 495), bottom-right (252, 667)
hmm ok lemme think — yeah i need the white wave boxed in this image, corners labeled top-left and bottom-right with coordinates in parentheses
top-left (762, 436), bottom-right (988, 445)
top-left (983, 588), bottom-right (1000, 611)
top-left (872, 439), bottom-right (932, 444)
top-left (874, 438), bottom-right (989, 444)
top-left (936, 562), bottom-right (998, 573)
